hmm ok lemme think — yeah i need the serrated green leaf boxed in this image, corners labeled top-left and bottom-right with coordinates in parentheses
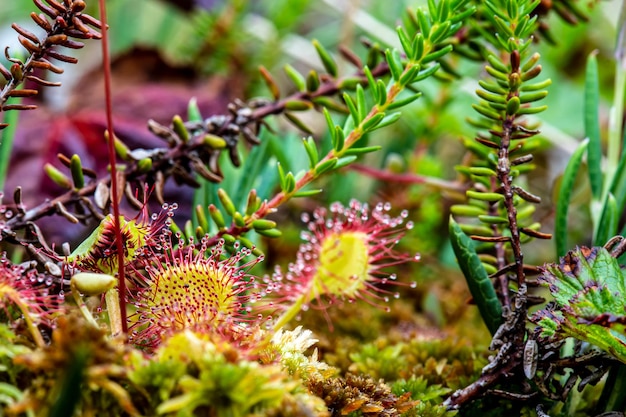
top-left (532, 246), bottom-right (626, 363)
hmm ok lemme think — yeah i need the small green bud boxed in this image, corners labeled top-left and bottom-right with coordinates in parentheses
top-left (306, 69), bottom-right (320, 92)
top-left (245, 189), bottom-right (261, 216)
top-left (466, 190), bottom-right (505, 202)
top-left (478, 214), bottom-right (509, 224)
top-left (506, 96), bottom-right (521, 115)
top-left (259, 65), bottom-right (280, 100)
top-left (284, 64), bottom-right (306, 91)
top-left (195, 205), bottom-right (209, 233)
top-left (203, 134), bottom-right (227, 149)
top-left (284, 99), bottom-right (312, 111)
top-left (256, 228), bottom-right (282, 238)
top-left (137, 158), bottom-right (152, 173)
top-left (172, 115), bottom-right (189, 142)
top-left (44, 163), bottom-right (72, 189)
top-left (209, 204), bottom-right (226, 229)
top-left (252, 219), bottom-right (277, 231)
top-left (70, 154), bottom-right (85, 189)
top-left (458, 223), bottom-right (494, 236)
top-left (222, 233), bottom-right (236, 246)
top-left (217, 188), bottom-right (236, 216)
top-left (450, 205), bottom-right (487, 217)
top-left (233, 212), bottom-right (245, 227)
top-left (312, 39), bottom-right (338, 77)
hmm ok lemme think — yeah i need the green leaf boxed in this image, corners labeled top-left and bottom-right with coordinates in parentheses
top-left (376, 79), bottom-right (388, 106)
top-left (292, 189), bottom-right (323, 197)
top-left (416, 8), bottom-right (432, 37)
top-left (554, 140), bottom-right (589, 256)
top-left (302, 137), bottom-right (319, 169)
top-left (585, 52), bottom-right (603, 200)
top-left (70, 154), bottom-right (85, 189)
top-left (386, 92), bottom-right (422, 110)
top-left (314, 158), bottom-right (338, 176)
top-left (396, 26), bottom-right (414, 58)
top-left (333, 125), bottom-right (345, 152)
top-left (449, 217), bottom-right (503, 335)
top-left (429, 20), bottom-right (451, 44)
top-left (422, 45), bottom-right (453, 64)
top-left (361, 113), bottom-right (385, 132)
top-left (532, 246), bottom-right (626, 364)
top-left (376, 112), bottom-right (402, 130)
top-left (187, 97), bottom-right (203, 122)
top-left (334, 155), bottom-right (358, 169)
top-left (284, 64), bottom-right (306, 91)
top-left (363, 66), bottom-right (378, 96)
top-left (596, 193), bottom-right (618, 247)
top-left (217, 188), bottom-right (236, 216)
top-left (385, 49), bottom-right (403, 81)
top-left (312, 39), bottom-right (338, 77)
top-left (607, 147), bottom-right (626, 227)
top-left (343, 146), bottom-right (382, 156)
top-left (343, 92), bottom-right (361, 125)
top-left (355, 84), bottom-right (368, 122)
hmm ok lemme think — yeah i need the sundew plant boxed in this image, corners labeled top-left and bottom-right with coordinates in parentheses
top-left (0, 0), bottom-right (625, 416)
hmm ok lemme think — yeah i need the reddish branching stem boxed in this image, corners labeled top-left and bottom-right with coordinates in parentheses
top-left (98, 0), bottom-right (127, 333)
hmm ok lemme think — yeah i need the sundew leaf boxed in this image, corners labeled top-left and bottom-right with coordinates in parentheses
top-left (532, 246), bottom-right (626, 363)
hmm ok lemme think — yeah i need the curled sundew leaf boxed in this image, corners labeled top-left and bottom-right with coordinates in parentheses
top-left (531, 246), bottom-right (626, 363)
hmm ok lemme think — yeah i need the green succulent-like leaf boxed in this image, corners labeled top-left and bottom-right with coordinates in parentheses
top-left (532, 246), bottom-right (626, 363)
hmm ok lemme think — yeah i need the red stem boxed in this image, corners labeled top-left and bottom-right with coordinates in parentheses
top-left (98, 0), bottom-right (127, 333)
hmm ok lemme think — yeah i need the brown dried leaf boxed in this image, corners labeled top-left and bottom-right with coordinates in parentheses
top-left (26, 74), bottom-right (61, 87)
top-left (11, 23), bottom-right (40, 44)
top-left (33, 0), bottom-right (60, 18)
top-left (94, 181), bottom-right (110, 210)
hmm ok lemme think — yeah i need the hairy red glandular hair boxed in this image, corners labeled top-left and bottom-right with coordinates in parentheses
top-left (265, 200), bottom-right (419, 329)
top-left (129, 236), bottom-right (264, 349)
